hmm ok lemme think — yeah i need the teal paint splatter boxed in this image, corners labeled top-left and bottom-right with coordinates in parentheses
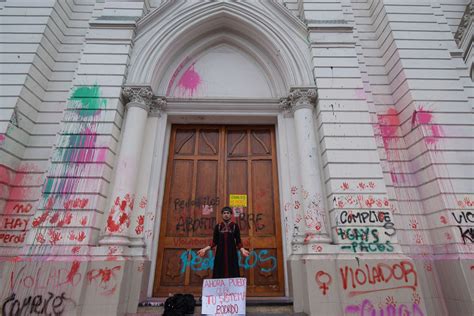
top-left (43, 85), bottom-right (107, 197)
top-left (69, 84), bottom-right (106, 117)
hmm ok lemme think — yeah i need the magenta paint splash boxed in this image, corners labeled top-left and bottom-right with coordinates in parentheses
top-left (166, 56), bottom-right (192, 96)
top-left (177, 63), bottom-right (201, 96)
top-left (413, 107), bottom-right (444, 145)
top-left (378, 108), bottom-right (400, 150)
top-left (96, 148), bottom-right (107, 163)
top-left (377, 108), bottom-right (406, 184)
top-left (0, 134), bottom-right (5, 145)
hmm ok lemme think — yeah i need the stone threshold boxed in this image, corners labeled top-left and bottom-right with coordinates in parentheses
top-left (139, 296), bottom-right (293, 307)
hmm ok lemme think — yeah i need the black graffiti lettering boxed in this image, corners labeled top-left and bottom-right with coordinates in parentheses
top-left (339, 210), bottom-right (391, 224)
top-left (176, 216), bottom-right (217, 232)
top-left (383, 221), bottom-right (396, 237)
top-left (11, 300), bottom-right (20, 316)
top-left (20, 296), bottom-right (32, 315)
top-left (340, 211), bottom-right (348, 224)
top-left (238, 213), bottom-right (265, 231)
top-left (2, 294), bottom-right (15, 316)
top-left (452, 211), bottom-right (474, 224)
top-left (52, 293), bottom-right (66, 315)
top-left (31, 295), bottom-right (42, 314)
top-left (174, 196), bottom-right (220, 211)
top-left (2, 292), bottom-right (73, 316)
top-left (458, 226), bottom-right (474, 244)
top-left (40, 292), bottom-right (54, 314)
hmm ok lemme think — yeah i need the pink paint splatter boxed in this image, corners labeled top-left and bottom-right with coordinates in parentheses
top-left (378, 108), bottom-right (400, 150)
top-left (96, 148), bottom-right (107, 163)
top-left (377, 108), bottom-right (406, 184)
top-left (166, 56), bottom-right (192, 96)
top-left (177, 63), bottom-right (201, 96)
top-left (413, 107), bottom-right (444, 145)
top-left (0, 134), bottom-right (5, 144)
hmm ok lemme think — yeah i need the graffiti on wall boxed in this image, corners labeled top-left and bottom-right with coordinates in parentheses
top-left (1, 260), bottom-right (124, 315)
top-left (2, 292), bottom-right (75, 316)
top-left (179, 249), bottom-right (277, 274)
top-left (345, 299), bottom-right (424, 316)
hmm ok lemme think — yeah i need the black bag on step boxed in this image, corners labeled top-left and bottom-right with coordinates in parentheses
top-left (163, 293), bottom-right (196, 316)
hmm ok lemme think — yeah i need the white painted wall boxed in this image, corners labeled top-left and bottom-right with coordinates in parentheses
top-left (0, 1), bottom-right (472, 315)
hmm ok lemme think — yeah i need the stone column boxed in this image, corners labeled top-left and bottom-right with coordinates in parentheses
top-left (282, 87), bottom-right (331, 252)
top-left (129, 98), bottom-right (166, 249)
top-left (99, 86), bottom-right (153, 246)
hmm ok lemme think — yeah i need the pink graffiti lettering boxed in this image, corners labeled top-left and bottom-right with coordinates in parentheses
top-left (340, 261), bottom-right (417, 297)
top-left (345, 299), bottom-right (424, 316)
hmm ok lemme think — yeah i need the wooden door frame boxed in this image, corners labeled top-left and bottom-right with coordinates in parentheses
top-left (145, 99), bottom-right (294, 298)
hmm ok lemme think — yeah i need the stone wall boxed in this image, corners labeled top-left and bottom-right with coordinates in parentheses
top-left (0, 1), bottom-right (472, 315)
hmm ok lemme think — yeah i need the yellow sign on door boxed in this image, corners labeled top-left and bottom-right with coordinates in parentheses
top-left (229, 194), bottom-right (247, 207)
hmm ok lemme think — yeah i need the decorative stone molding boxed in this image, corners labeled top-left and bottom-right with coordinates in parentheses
top-left (123, 86), bottom-right (154, 112)
top-left (279, 97), bottom-right (292, 116)
top-left (455, 3), bottom-right (472, 45)
top-left (149, 97), bottom-right (167, 117)
top-left (289, 88), bottom-right (317, 106)
top-left (281, 87), bottom-right (317, 112)
top-left (279, 87), bottom-right (318, 115)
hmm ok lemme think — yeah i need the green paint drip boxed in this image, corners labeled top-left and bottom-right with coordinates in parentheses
top-left (69, 84), bottom-right (106, 117)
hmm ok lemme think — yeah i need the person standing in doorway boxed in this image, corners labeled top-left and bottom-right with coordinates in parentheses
top-left (198, 206), bottom-right (249, 278)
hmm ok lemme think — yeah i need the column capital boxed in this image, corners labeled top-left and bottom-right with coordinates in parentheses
top-left (280, 87), bottom-right (318, 114)
top-left (149, 97), bottom-right (167, 117)
top-left (123, 86), bottom-right (154, 112)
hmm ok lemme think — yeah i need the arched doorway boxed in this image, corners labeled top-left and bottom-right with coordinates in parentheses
top-left (125, 1), bottom-right (315, 298)
top-left (154, 125), bottom-right (283, 296)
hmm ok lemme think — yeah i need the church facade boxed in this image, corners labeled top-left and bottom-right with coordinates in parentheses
top-left (0, 0), bottom-right (473, 315)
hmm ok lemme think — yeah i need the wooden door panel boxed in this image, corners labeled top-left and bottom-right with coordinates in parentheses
top-left (227, 129), bottom-right (247, 156)
top-left (227, 160), bottom-right (249, 235)
top-left (160, 248), bottom-right (185, 285)
top-left (198, 129), bottom-right (219, 155)
top-left (250, 130), bottom-right (272, 155)
top-left (251, 160), bottom-right (275, 236)
top-left (168, 160), bottom-right (194, 237)
top-left (154, 125), bottom-right (284, 297)
top-left (254, 248), bottom-right (278, 286)
top-left (174, 128), bottom-right (196, 154)
top-left (194, 160), bottom-right (219, 237)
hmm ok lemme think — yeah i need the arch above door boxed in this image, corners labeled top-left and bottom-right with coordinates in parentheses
top-left (126, 1), bottom-right (314, 97)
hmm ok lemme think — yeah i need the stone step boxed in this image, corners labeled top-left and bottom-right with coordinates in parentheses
top-left (130, 297), bottom-right (306, 315)
top-left (132, 305), bottom-right (296, 316)
top-left (132, 305), bottom-right (304, 315)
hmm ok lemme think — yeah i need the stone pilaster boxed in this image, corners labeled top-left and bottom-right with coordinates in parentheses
top-left (129, 97), bottom-right (166, 248)
top-left (99, 86), bottom-right (153, 246)
top-left (281, 87), bottom-right (331, 254)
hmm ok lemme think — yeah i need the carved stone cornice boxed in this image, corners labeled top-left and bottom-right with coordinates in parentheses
top-left (123, 86), bottom-right (154, 112)
top-left (455, 3), bottom-right (473, 45)
top-left (280, 87), bottom-right (318, 114)
top-left (149, 97), bottom-right (167, 117)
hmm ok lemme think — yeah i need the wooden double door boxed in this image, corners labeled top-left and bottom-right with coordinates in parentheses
top-left (153, 125), bottom-right (284, 297)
